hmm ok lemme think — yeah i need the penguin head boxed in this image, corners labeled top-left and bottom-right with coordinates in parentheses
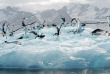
top-left (4, 41), bottom-right (7, 43)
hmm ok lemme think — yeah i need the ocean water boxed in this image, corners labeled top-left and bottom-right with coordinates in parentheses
top-left (0, 68), bottom-right (110, 74)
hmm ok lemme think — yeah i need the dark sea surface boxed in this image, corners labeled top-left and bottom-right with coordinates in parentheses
top-left (0, 68), bottom-right (110, 74)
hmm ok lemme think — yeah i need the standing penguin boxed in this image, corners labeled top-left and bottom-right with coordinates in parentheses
top-left (76, 19), bottom-right (82, 32)
top-left (74, 19), bottom-right (85, 35)
top-left (71, 18), bottom-right (77, 27)
top-left (22, 18), bottom-right (28, 34)
top-left (2, 22), bottom-right (7, 37)
top-left (68, 18), bottom-right (77, 34)
top-left (53, 24), bottom-right (63, 36)
top-left (1, 21), bottom-right (10, 39)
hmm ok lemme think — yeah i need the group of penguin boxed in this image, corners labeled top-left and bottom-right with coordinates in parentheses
top-left (0, 16), bottom-right (110, 45)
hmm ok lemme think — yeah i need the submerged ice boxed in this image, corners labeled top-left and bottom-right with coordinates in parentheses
top-left (0, 27), bottom-right (110, 69)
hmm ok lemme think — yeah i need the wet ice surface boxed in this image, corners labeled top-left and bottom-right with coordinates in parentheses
top-left (0, 26), bottom-right (110, 69)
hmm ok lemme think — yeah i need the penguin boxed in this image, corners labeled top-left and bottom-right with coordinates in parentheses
top-left (22, 18), bottom-right (28, 34)
top-left (53, 24), bottom-right (62, 36)
top-left (71, 18), bottom-right (77, 26)
top-left (4, 41), bottom-right (21, 45)
top-left (107, 16), bottom-right (110, 27)
top-left (91, 29), bottom-right (106, 35)
top-left (2, 22), bottom-right (6, 37)
top-left (30, 31), bottom-right (45, 39)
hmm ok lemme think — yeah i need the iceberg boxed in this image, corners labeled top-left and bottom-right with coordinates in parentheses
top-left (0, 27), bottom-right (110, 69)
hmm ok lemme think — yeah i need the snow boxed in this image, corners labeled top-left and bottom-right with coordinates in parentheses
top-left (0, 26), bottom-right (110, 69)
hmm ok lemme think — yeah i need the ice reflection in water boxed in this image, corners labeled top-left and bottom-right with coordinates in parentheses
top-left (0, 68), bottom-right (110, 74)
